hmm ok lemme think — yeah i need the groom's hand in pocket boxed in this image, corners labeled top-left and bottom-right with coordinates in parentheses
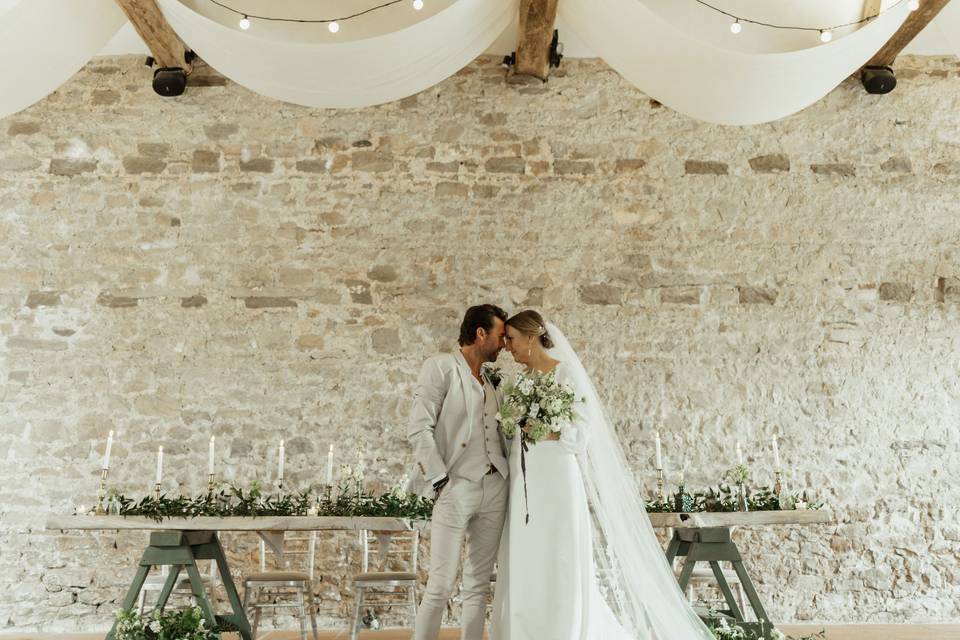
top-left (433, 475), bottom-right (450, 499)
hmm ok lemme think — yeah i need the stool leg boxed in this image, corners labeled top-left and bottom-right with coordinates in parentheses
top-left (349, 587), bottom-right (363, 640)
top-left (306, 586), bottom-right (319, 640)
top-left (251, 590), bottom-right (262, 640)
top-left (297, 586), bottom-right (307, 640)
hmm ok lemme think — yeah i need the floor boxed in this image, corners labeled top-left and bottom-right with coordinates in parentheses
top-left (4, 626), bottom-right (960, 640)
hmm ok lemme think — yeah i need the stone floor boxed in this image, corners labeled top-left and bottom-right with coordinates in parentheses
top-left (4, 627), bottom-right (960, 640)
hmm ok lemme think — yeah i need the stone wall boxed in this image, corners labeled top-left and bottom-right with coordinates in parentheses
top-left (1, 54), bottom-right (959, 631)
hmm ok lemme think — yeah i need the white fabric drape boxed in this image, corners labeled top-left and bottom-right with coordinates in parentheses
top-left (156, 0), bottom-right (518, 109)
top-left (0, 0), bottom-right (126, 120)
top-left (559, 0), bottom-right (912, 125)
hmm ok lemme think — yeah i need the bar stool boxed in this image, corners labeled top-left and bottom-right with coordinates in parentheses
top-left (242, 532), bottom-right (319, 640)
top-left (349, 529), bottom-right (420, 640)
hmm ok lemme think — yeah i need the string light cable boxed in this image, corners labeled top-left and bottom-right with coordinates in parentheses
top-left (693, 0), bottom-right (920, 42)
top-left (210, 0), bottom-right (426, 33)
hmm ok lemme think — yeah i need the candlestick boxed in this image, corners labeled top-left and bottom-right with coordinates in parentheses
top-left (326, 444), bottom-right (334, 485)
top-left (154, 482), bottom-right (162, 502)
top-left (208, 473), bottom-right (215, 494)
top-left (654, 432), bottom-right (663, 470)
top-left (208, 436), bottom-right (215, 476)
top-left (155, 446), bottom-right (163, 485)
top-left (102, 430), bottom-right (113, 470)
top-left (774, 470), bottom-right (783, 497)
top-left (94, 468), bottom-right (109, 515)
top-left (278, 439), bottom-right (285, 484)
top-left (772, 435), bottom-right (782, 471)
top-left (656, 468), bottom-right (665, 502)
top-left (737, 481), bottom-right (749, 512)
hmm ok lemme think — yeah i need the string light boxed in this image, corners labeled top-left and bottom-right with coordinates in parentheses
top-left (209, 0), bottom-right (414, 32)
top-left (695, 0), bottom-right (914, 44)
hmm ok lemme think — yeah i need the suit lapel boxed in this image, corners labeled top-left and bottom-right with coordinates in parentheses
top-left (453, 352), bottom-right (475, 465)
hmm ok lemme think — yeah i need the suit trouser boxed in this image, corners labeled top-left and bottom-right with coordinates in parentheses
top-left (413, 472), bottom-right (508, 640)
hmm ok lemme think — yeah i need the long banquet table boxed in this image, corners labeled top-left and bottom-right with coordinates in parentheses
top-left (46, 509), bottom-right (833, 640)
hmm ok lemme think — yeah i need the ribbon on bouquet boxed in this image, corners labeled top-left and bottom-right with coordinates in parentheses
top-left (520, 438), bottom-right (530, 524)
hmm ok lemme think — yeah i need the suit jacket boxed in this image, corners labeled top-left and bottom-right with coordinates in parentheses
top-left (406, 351), bottom-right (505, 497)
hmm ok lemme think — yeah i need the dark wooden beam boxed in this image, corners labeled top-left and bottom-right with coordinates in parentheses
top-left (512, 0), bottom-right (559, 81)
top-left (866, 0), bottom-right (952, 67)
top-left (114, 0), bottom-right (191, 71)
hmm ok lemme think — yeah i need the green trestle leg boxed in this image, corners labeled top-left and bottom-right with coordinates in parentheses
top-left (106, 531), bottom-right (252, 640)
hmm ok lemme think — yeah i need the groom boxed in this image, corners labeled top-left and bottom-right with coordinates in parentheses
top-left (408, 304), bottom-right (510, 640)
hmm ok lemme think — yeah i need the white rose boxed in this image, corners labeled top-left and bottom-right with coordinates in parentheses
top-left (528, 402), bottom-right (540, 418)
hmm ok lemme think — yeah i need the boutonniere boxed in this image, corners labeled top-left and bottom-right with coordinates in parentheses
top-left (481, 363), bottom-right (503, 388)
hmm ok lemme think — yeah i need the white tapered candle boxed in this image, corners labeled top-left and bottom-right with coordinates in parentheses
top-left (278, 439), bottom-right (285, 481)
top-left (326, 444), bottom-right (334, 485)
top-left (772, 436), bottom-right (782, 470)
top-left (102, 431), bottom-right (113, 470)
top-left (155, 446), bottom-right (163, 484)
top-left (736, 441), bottom-right (743, 466)
top-left (208, 436), bottom-right (215, 476)
top-left (654, 432), bottom-right (663, 469)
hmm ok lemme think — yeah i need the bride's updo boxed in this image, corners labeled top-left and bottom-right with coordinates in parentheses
top-left (505, 310), bottom-right (554, 349)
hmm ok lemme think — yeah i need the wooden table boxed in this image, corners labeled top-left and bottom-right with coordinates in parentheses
top-left (647, 510), bottom-right (834, 639)
top-left (45, 516), bottom-right (424, 640)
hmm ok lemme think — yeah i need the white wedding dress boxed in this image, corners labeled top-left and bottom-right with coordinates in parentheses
top-left (490, 325), bottom-right (715, 640)
top-left (491, 361), bottom-right (631, 640)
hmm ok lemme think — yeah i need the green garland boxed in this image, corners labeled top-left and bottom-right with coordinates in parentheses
top-left (102, 480), bottom-right (434, 523)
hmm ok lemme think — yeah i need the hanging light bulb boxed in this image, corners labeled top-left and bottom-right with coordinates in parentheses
top-left (238, 15), bottom-right (251, 30)
top-left (819, 29), bottom-right (832, 43)
top-left (729, 19), bottom-right (742, 34)
top-left (328, 21), bottom-right (340, 33)
top-left (412, 0), bottom-right (424, 9)
top-left (908, 0), bottom-right (920, 10)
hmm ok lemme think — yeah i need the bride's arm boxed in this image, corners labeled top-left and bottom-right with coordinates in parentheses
top-left (557, 370), bottom-right (589, 453)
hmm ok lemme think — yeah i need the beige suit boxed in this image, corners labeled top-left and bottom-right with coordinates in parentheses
top-left (408, 352), bottom-right (508, 640)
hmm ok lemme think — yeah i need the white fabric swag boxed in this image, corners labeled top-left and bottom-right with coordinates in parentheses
top-left (0, 0), bottom-right (127, 120)
top-left (559, 0), bottom-right (912, 126)
top-left (156, 0), bottom-right (518, 109)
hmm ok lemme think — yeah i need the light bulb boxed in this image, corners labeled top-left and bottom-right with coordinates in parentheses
top-left (819, 29), bottom-right (832, 43)
top-left (908, 0), bottom-right (920, 10)
top-left (328, 21), bottom-right (340, 33)
top-left (413, 0), bottom-right (424, 9)
top-left (239, 15), bottom-right (250, 30)
top-left (730, 20), bottom-right (742, 34)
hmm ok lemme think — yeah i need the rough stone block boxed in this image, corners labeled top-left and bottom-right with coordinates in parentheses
top-left (351, 151), bottom-right (393, 172)
top-left (662, 286), bottom-right (702, 304)
top-left (243, 297), bottom-right (297, 309)
top-left (553, 160), bottom-right (595, 175)
top-left (684, 160), bottom-right (728, 175)
top-left (738, 286), bottom-right (777, 305)
top-left (811, 163), bottom-right (855, 177)
top-left (615, 158), bottom-right (647, 172)
top-left (372, 328), bottom-right (401, 354)
top-left (204, 123), bottom-right (239, 140)
top-left (122, 156), bottom-right (166, 174)
top-left (579, 284), bottom-right (622, 305)
top-left (25, 291), bottom-right (61, 308)
top-left (435, 182), bottom-right (469, 197)
top-left (239, 158), bottom-right (274, 173)
top-left (484, 157), bottom-right (525, 174)
top-left (343, 280), bottom-right (373, 305)
top-left (748, 154), bottom-right (790, 173)
top-left (181, 295), bottom-right (207, 308)
top-left (0, 154), bottom-right (41, 172)
top-left (368, 266), bottom-right (398, 282)
top-left (881, 157), bottom-right (912, 173)
top-left (49, 159), bottom-right (97, 176)
top-left (295, 335), bottom-right (324, 350)
top-left (191, 150), bottom-right (220, 173)
top-left (96, 293), bottom-right (138, 308)
top-left (8, 121), bottom-right (41, 136)
top-left (879, 282), bottom-right (914, 302)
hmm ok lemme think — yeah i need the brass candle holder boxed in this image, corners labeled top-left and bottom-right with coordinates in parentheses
top-left (773, 470), bottom-right (783, 496)
top-left (154, 482), bottom-right (162, 502)
top-left (736, 481), bottom-right (749, 512)
top-left (277, 478), bottom-right (285, 497)
top-left (94, 468), bottom-right (109, 515)
top-left (207, 474), bottom-right (215, 494)
top-left (656, 468), bottom-right (665, 503)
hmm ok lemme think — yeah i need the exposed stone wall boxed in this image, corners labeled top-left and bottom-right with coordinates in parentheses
top-left (1, 54), bottom-right (959, 631)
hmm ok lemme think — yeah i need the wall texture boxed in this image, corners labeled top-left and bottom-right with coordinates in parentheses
top-left (1, 54), bottom-right (959, 631)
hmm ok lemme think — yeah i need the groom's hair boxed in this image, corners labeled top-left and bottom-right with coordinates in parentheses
top-left (458, 304), bottom-right (507, 346)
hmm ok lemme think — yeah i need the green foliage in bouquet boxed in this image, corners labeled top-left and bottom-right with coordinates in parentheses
top-left (114, 606), bottom-right (235, 640)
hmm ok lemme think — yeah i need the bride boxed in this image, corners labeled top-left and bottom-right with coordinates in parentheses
top-left (490, 310), bottom-right (715, 640)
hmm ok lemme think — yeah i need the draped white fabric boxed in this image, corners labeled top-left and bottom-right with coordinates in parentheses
top-left (156, 0), bottom-right (518, 109)
top-left (558, 0), bottom-right (912, 126)
top-left (0, 0), bottom-right (126, 120)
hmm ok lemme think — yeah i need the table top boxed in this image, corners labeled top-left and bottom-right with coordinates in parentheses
top-left (646, 510), bottom-right (834, 528)
top-left (48, 510), bottom-right (833, 532)
top-left (46, 515), bottom-right (425, 532)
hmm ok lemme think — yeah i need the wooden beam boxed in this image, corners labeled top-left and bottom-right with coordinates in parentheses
top-left (114, 0), bottom-right (191, 71)
top-left (866, 0), bottom-right (952, 67)
top-left (512, 0), bottom-right (559, 81)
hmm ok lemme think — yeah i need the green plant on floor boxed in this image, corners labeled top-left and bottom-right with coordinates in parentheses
top-left (114, 606), bottom-right (226, 640)
top-left (705, 615), bottom-right (826, 640)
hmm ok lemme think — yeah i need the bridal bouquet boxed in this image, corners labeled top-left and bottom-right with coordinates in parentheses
top-left (497, 369), bottom-right (577, 445)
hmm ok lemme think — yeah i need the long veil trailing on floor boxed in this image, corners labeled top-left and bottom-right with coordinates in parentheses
top-left (545, 323), bottom-right (715, 640)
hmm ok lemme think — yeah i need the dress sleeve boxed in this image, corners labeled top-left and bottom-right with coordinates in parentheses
top-left (557, 366), bottom-right (589, 454)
